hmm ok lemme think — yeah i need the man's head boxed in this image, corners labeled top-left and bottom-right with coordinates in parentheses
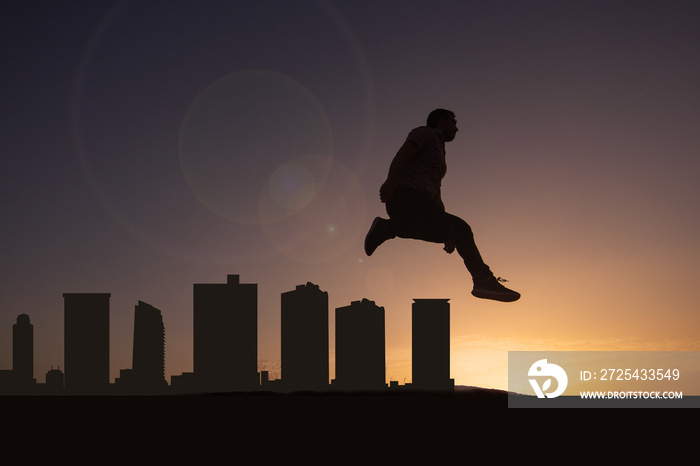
top-left (427, 108), bottom-right (458, 142)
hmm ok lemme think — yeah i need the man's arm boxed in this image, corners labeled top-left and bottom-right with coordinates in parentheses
top-left (379, 140), bottom-right (419, 202)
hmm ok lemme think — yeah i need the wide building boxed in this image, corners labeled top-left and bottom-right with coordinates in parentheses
top-left (193, 274), bottom-right (258, 393)
top-left (334, 298), bottom-right (386, 391)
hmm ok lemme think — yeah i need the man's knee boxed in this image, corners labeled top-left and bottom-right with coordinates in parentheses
top-left (447, 214), bottom-right (474, 238)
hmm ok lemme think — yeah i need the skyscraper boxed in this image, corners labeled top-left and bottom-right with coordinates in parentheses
top-left (193, 274), bottom-right (258, 393)
top-left (63, 293), bottom-right (110, 394)
top-left (334, 298), bottom-right (386, 391)
top-left (412, 299), bottom-right (454, 391)
top-left (281, 282), bottom-right (329, 392)
top-left (130, 301), bottom-right (167, 393)
top-left (13, 314), bottom-right (34, 387)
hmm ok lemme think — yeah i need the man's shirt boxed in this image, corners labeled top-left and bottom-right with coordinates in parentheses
top-left (382, 126), bottom-right (447, 204)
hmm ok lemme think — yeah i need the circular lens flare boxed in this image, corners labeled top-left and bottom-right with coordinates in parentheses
top-left (178, 69), bottom-right (334, 225)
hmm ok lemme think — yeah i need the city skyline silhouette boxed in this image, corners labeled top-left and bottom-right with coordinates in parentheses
top-left (0, 274), bottom-right (463, 397)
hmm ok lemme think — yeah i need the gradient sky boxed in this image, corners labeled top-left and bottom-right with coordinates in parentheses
top-left (2, 0), bottom-right (699, 391)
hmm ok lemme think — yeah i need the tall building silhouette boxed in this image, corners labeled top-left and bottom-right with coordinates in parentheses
top-left (281, 282), bottom-right (329, 392)
top-left (0, 314), bottom-right (35, 394)
top-left (334, 298), bottom-right (386, 391)
top-left (132, 301), bottom-right (166, 388)
top-left (193, 274), bottom-right (258, 393)
top-left (63, 293), bottom-right (110, 394)
top-left (412, 299), bottom-right (454, 392)
top-left (116, 301), bottom-right (167, 393)
top-left (13, 314), bottom-right (34, 387)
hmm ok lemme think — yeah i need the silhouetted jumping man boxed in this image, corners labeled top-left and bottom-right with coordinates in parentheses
top-left (364, 109), bottom-right (520, 302)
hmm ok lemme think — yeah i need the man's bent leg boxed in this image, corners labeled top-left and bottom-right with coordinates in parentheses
top-left (446, 214), bottom-right (520, 302)
top-left (386, 190), bottom-right (490, 278)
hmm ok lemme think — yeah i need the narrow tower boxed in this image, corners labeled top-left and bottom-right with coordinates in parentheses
top-left (63, 293), bottom-right (111, 394)
top-left (281, 282), bottom-right (329, 392)
top-left (412, 299), bottom-right (454, 392)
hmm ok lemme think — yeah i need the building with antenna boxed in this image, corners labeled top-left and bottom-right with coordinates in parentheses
top-left (192, 274), bottom-right (258, 393)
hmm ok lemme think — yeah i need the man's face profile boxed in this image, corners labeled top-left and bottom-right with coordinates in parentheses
top-left (441, 116), bottom-right (458, 142)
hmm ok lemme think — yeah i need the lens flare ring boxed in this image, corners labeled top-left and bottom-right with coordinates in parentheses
top-left (70, 0), bottom-right (374, 264)
top-left (259, 156), bottom-right (367, 264)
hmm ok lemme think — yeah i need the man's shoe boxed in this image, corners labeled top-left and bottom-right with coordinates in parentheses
top-left (472, 276), bottom-right (520, 302)
top-left (364, 217), bottom-right (391, 256)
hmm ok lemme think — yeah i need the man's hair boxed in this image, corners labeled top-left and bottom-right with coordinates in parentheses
top-left (426, 109), bottom-right (455, 128)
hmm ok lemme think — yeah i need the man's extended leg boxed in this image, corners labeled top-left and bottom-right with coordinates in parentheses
top-left (446, 213), bottom-right (520, 302)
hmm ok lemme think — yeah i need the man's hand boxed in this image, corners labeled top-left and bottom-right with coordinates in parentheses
top-left (443, 240), bottom-right (455, 254)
